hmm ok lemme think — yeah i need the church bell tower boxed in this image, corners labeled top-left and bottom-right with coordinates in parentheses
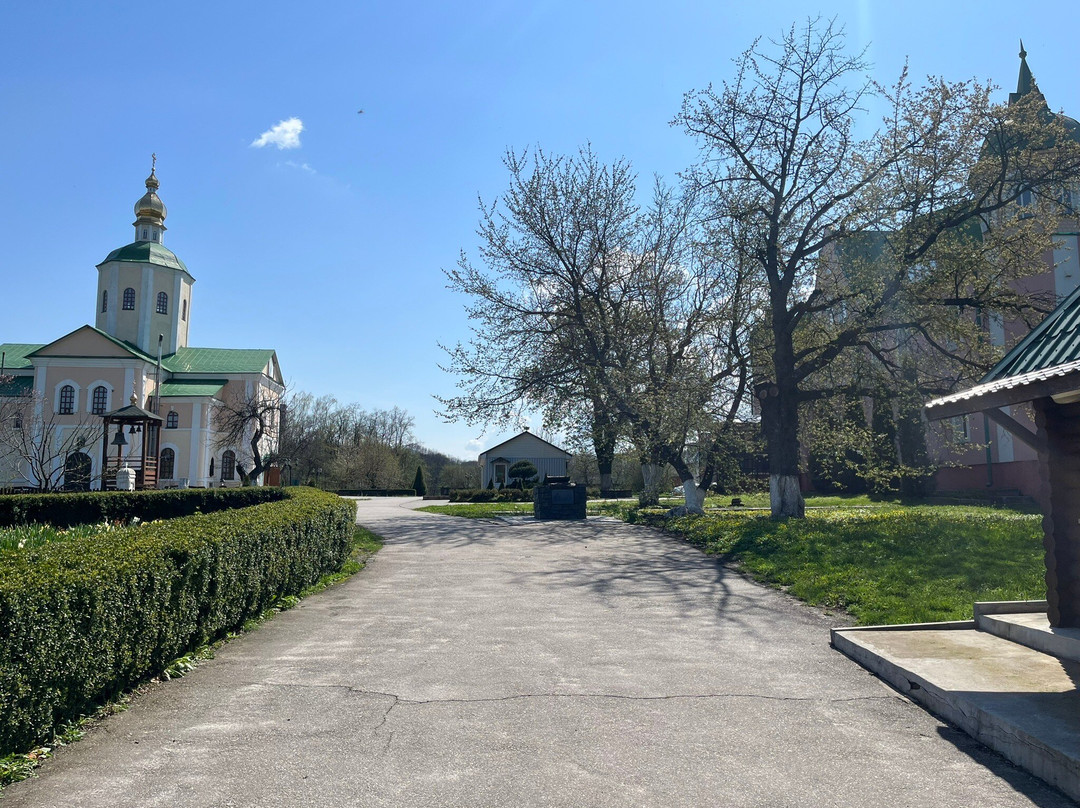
top-left (94, 158), bottom-right (195, 355)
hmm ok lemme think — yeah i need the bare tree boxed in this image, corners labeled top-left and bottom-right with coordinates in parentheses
top-left (211, 384), bottom-right (283, 486)
top-left (0, 389), bottom-right (101, 492)
top-left (678, 18), bottom-right (1080, 516)
top-left (440, 147), bottom-right (754, 511)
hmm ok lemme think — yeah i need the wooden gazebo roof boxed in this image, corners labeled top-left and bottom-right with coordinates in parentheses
top-left (926, 283), bottom-right (1080, 422)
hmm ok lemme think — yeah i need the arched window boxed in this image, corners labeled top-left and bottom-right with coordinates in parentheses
top-left (91, 386), bottom-right (109, 415)
top-left (156, 292), bottom-right (168, 314)
top-left (209, 458), bottom-right (215, 477)
top-left (221, 450), bottom-right (236, 481)
top-left (166, 411), bottom-right (179, 429)
top-left (58, 385), bottom-right (75, 414)
top-left (181, 299), bottom-right (187, 321)
top-left (123, 287), bottom-right (136, 310)
top-left (64, 452), bottom-right (92, 491)
top-left (159, 448), bottom-right (175, 480)
top-left (101, 290), bottom-right (108, 313)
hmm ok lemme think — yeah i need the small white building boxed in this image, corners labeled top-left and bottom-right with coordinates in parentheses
top-left (478, 429), bottom-right (571, 488)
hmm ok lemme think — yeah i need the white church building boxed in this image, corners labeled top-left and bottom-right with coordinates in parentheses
top-left (0, 164), bottom-right (283, 490)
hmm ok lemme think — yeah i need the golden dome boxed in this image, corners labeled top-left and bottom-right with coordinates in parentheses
top-left (134, 170), bottom-right (167, 223)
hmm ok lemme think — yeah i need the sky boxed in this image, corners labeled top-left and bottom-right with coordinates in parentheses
top-left (2, 1), bottom-right (1078, 460)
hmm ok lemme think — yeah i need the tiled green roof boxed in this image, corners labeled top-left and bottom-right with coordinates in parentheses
top-left (0, 344), bottom-right (45, 370)
top-left (98, 241), bottom-right (190, 274)
top-left (984, 284), bottom-right (1080, 381)
top-left (159, 379), bottom-right (227, 397)
top-left (165, 347), bottom-right (275, 375)
top-left (0, 375), bottom-right (33, 397)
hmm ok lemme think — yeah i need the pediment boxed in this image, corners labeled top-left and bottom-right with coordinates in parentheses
top-left (31, 325), bottom-right (145, 361)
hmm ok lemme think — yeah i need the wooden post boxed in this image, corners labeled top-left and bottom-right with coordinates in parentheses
top-left (1033, 397), bottom-right (1080, 627)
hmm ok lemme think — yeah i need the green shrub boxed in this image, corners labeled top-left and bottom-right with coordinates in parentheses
top-left (0, 487), bottom-right (287, 529)
top-left (0, 487), bottom-right (355, 755)
top-left (449, 488), bottom-right (533, 503)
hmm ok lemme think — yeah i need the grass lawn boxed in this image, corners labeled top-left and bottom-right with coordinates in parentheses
top-left (422, 499), bottom-right (1046, 625)
top-left (0, 523), bottom-right (107, 553)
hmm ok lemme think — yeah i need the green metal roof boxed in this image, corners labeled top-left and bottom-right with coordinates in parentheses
top-left (983, 283), bottom-right (1080, 382)
top-left (0, 343), bottom-right (45, 370)
top-left (98, 241), bottom-right (190, 274)
top-left (159, 379), bottom-right (227, 397)
top-left (165, 347), bottom-right (276, 375)
top-left (0, 375), bottom-right (33, 397)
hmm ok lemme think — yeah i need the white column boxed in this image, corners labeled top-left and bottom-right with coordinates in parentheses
top-left (189, 399), bottom-right (202, 483)
top-left (171, 273), bottom-right (182, 353)
top-left (140, 265), bottom-right (153, 351)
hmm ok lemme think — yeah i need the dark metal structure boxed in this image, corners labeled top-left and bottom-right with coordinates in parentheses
top-left (533, 476), bottom-right (587, 520)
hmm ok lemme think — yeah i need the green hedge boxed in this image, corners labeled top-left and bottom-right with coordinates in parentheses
top-left (449, 488), bottom-right (534, 503)
top-left (0, 487), bottom-right (355, 755)
top-left (0, 487), bottom-right (288, 529)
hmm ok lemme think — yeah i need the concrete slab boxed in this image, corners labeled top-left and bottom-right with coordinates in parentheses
top-left (833, 623), bottom-right (1080, 802)
top-left (4, 499), bottom-right (1076, 807)
top-left (976, 610), bottom-right (1080, 664)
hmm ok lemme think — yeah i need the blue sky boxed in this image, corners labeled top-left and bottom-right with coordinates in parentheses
top-left (2, 1), bottom-right (1077, 459)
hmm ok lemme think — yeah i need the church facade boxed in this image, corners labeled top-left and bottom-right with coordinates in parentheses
top-left (0, 165), bottom-right (283, 490)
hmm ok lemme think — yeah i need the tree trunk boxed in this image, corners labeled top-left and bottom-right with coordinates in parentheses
top-left (681, 477), bottom-right (707, 513)
top-left (667, 449), bottom-right (707, 514)
top-left (770, 475), bottom-right (803, 519)
top-left (592, 404), bottom-right (617, 494)
top-left (640, 463), bottom-right (662, 506)
top-left (760, 328), bottom-right (805, 519)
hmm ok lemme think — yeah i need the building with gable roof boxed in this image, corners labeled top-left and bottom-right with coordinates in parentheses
top-left (932, 43), bottom-right (1080, 500)
top-left (0, 164), bottom-right (283, 490)
top-left (477, 429), bottom-right (572, 488)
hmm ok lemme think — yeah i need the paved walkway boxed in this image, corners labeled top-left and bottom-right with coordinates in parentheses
top-left (4, 499), bottom-right (1075, 807)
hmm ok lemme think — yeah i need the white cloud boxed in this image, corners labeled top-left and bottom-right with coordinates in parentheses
top-left (464, 438), bottom-right (485, 453)
top-left (283, 160), bottom-right (316, 174)
top-left (251, 117), bottom-right (303, 150)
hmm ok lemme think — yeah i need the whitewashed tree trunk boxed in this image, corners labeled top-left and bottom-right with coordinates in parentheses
top-left (681, 477), bottom-right (707, 514)
top-left (640, 463), bottom-right (662, 506)
top-left (770, 474), bottom-right (804, 518)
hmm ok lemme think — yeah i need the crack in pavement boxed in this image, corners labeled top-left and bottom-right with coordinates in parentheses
top-left (257, 680), bottom-right (896, 707)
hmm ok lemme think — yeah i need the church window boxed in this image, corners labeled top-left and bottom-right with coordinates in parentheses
top-left (101, 290), bottom-right (108, 313)
top-left (123, 288), bottom-right (136, 310)
top-left (166, 411), bottom-right (179, 429)
top-left (157, 292), bottom-right (168, 314)
top-left (142, 228), bottom-right (148, 240)
top-left (209, 458), bottom-right (215, 477)
top-left (92, 386), bottom-right (109, 415)
top-left (181, 299), bottom-right (187, 321)
top-left (159, 448), bottom-right (175, 480)
top-left (59, 385), bottom-right (75, 414)
top-left (221, 450), bottom-right (236, 481)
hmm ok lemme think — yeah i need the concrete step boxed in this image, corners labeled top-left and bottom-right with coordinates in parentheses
top-left (975, 601), bottom-right (1080, 664)
top-left (833, 616), bottom-right (1080, 803)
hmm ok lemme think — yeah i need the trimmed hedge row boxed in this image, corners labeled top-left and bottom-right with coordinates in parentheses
top-left (0, 487), bottom-right (288, 529)
top-left (449, 488), bottom-right (534, 503)
top-left (0, 487), bottom-right (356, 754)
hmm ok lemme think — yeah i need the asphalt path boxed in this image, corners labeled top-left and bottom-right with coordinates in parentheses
top-left (4, 498), bottom-right (1075, 807)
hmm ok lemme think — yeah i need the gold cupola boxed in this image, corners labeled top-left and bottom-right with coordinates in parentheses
top-left (132, 155), bottom-right (167, 243)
